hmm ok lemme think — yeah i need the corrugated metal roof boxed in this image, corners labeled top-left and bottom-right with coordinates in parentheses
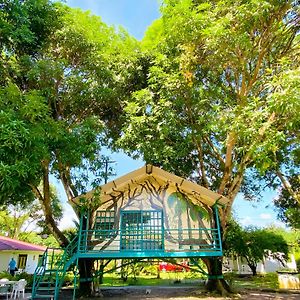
top-left (0, 236), bottom-right (46, 251)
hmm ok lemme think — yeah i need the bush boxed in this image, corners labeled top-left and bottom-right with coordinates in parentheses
top-left (0, 271), bottom-right (13, 280)
top-left (184, 270), bottom-right (205, 280)
top-left (15, 272), bottom-right (34, 287)
top-left (251, 272), bottom-right (279, 289)
top-left (63, 272), bottom-right (74, 286)
top-left (141, 262), bottom-right (158, 276)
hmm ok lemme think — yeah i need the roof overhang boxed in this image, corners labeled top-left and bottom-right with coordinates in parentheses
top-left (0, 236), bottom-right (46, 251)
top-left (71, 164), bottom-right (229, 207)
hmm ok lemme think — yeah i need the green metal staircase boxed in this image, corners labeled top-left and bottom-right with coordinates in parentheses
top-left (31, 238), bottom-right (78, 300)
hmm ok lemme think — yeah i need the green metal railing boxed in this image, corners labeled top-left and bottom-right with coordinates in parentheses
top-left (76, 209), bottom-right (222, 257)
top-left (53, 236), bottom-right (79, 299)
top-left (31, 247), bottom-right (63, 299)
top-left (31, 236), bottom-right (79, 299)
top-left (77, 227), bottom-right (221, 254)
top-left (32, 208), bottom-right (223, 299)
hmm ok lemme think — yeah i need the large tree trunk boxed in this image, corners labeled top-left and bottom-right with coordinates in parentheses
top-left (77, 258), bottom-right (94, 298)
top-left (202, 207), bottom-right (233, 295)
top-left (30, 161), bottom-right (69, 247)
top-left (98, 261), bottom-right (105, 284)
top-left (76, 212), bottom-right (94, 297)
top-left (203, 257), bottom-right (233, 295)
top-left (248, 263), bottom-right (257, 276)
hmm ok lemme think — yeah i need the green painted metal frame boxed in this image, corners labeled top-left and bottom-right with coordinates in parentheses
top-left (213, 204), bottom-right (222, 252)
top-left (76, 249), bottom-right (222, 259)
top-left (33, 206), bottom-right (224, 300)
top-left (76, 208), bottom-right (223, 259)
top-left (119, 209), bottom-right (164, 252)
top-left (67, 210), bottom-right (86, 300)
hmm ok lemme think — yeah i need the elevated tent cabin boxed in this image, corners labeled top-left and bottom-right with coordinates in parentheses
top-left (72, 164), bottom-right (229, 259)
top-left (32, 165), bottom-right (228, 299)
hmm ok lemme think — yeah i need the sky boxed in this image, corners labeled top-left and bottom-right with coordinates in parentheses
top-left (57, 0), bottom-right (285, 230)
top-left (65, 0), bottom-right (161, 40)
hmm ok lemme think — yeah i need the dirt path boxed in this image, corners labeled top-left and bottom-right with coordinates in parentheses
top-left (96, 286), bottom-right (300, 300)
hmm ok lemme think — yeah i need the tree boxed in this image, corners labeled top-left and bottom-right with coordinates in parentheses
top-left (0, 209), bottom-right (30, 240)
top-left (0, 0), bottom-right (62, 207)
top-left (267, 226), bottom-right (300, 269)
top-left (224, 220), bottom-right (289, 276)
top-left (0, 1), bottom-right (134, 238)
top-left (19, 232), bottom-right (59, 248)
top-left (0, 1), bottom-right (139, 296)
top-left (0, 184), bottom-right (62, 238)
top-left (274, 175), bottom-right (300, 229)
top-left (117, 0), bottom-right (300, 293)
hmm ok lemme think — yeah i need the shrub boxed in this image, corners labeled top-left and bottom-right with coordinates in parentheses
top-left (63, 272), bottom-right (74, 286)
top-left (0, 271), bottom-right (13, 280)
top-left (15, 272), bottom-right (34, 287)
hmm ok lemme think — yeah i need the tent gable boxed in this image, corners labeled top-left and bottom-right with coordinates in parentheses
top-left (74, 164), bottom-right (228, 208)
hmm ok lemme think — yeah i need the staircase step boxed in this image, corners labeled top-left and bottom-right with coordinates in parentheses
top-left (32, 294), bottom-right (55, 299)
top-left (36, 286), bottom-right (55, 291)
top-left (37, 283), bottom-right (55, 287)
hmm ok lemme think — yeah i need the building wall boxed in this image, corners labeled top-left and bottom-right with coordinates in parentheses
top-left (223, 254), bottom-right (297, 274)
top-left (0, 251), bottom-right (44, 274)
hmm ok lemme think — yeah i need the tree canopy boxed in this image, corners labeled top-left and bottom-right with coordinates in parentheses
top-left (116, 0), bottom-right (299, 291)
top-left (0, 186), bottom-right (62, 240)
top-left (0, 0), bottom-right (140, 245)
top-left (224, 220), bottom-right (289, 276)
top-left (274, 175), bottom-right (300, 229)
top-left (118, 0), bottom-right (300, 222)
top-left (0, 0), bottom-right (61, 206)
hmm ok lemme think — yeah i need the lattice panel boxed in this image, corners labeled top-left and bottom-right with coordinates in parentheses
top-left (120, 210), bottom-right (163, 251)
top-left (94, 210), bottom-right (116, 239)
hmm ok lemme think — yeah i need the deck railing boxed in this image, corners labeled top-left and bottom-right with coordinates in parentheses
top-left (77, 227), bottom-right (221, 253)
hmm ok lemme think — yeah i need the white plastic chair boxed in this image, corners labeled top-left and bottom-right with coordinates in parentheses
top-left (0, 286), bottom-right (9, 299)
top-left (0, 279), bottom-right (10, 300)
top-left (10, 279), bottom-right (26, 299)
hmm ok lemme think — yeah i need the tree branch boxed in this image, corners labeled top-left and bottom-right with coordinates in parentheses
top-left (218, 132), bottom-right (236, 195)
top-left (276, 170), bottom-right (300, 203)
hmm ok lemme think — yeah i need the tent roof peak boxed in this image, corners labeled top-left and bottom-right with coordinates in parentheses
top-left (72, 164), bottom-right (229, 207)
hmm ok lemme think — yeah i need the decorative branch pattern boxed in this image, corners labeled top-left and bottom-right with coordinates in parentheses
top-left (88, 175), bottom-right (217, 251)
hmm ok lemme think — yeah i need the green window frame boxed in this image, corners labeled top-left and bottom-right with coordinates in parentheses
top-left (94, 210), bottom-right (116, 240)
top-left (120, 210), bottom-right (164, 251)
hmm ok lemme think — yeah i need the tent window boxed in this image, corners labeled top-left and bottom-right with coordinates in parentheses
top-left (120, 210), bottom-right (163, 251)
top-left (94, 210), bottom-right (116, 239)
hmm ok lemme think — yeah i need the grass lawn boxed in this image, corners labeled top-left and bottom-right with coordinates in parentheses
top-left (224, 272), bottom-right (279, 290)
top-left (100, 271), bottom-right (280, 291)
top-left (100, 271), bottom-right (205, 287)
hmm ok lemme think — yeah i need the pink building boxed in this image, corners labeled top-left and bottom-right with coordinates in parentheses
top-left (0, 236), bottom-right (46, 274)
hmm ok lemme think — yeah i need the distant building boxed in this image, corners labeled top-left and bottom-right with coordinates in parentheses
top-left (0, 235), bottom-right (46, 274)
top-left (223, 254), bottom-right (297, 274)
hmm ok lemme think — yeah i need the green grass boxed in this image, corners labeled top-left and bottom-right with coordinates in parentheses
top-left (99, 271), bottom-right (205, 287)
top-left (97, 271), bottom-right (281, 292)
top-left (224, 272), bottom-right (279, 290)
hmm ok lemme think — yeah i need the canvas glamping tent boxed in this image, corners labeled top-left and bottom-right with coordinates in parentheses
top-left (71, 164), bottom-right (229, 258)
top-left (31, 164), bottom-right (229, 300)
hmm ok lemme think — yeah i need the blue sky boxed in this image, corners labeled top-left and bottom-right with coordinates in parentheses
top-left (65, 0), bottom-right (160, 40)
top-left (58, 0), bottom-right (284, 230)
